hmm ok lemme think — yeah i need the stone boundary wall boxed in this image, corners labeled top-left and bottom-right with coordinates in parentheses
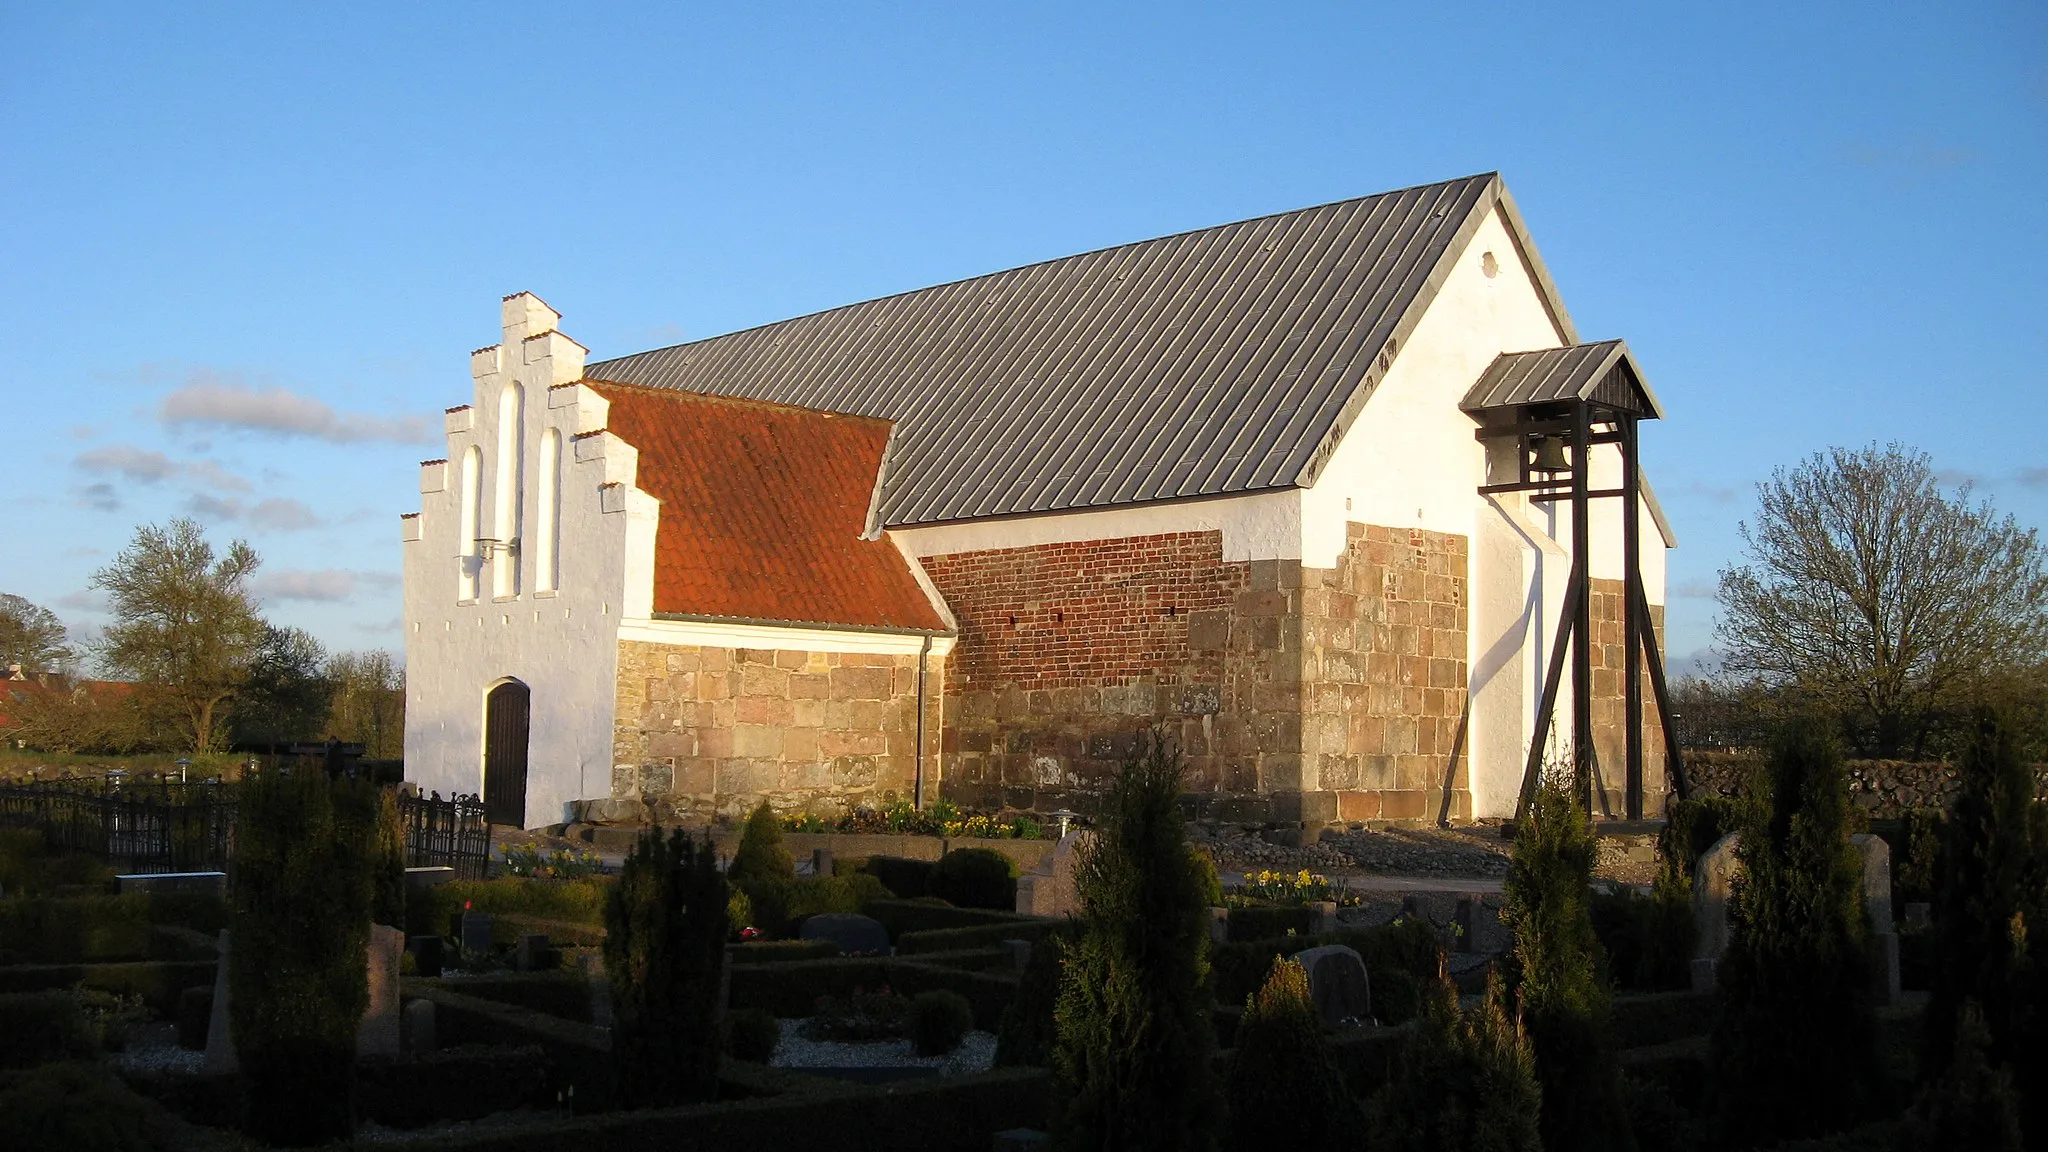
top-left (1684, 750), bottom-right (2048, 815)
top-left (611, 641), bottom-right (938, 823)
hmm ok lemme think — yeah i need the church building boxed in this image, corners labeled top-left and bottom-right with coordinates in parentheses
top-left (401, 173), bottom-right (1677, 830)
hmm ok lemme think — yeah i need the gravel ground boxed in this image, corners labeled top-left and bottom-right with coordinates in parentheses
top-left (1191, 821), bottom-right (1515, 878)
top-left (112, 1024), bottom-right (206, 1077)
top-left (770, 1019), bottom-right (996, 1076)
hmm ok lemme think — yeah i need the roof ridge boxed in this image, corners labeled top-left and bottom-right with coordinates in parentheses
top-left (582, 377), bottom-right (894, 429)
top-left (597, 173), bottom-right (1499, 362)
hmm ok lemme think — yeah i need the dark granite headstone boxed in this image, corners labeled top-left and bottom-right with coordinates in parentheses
top-left (1292, 944), bottom-right (1371, 1026)
top-left (799, 912), bottom-right (891, 957)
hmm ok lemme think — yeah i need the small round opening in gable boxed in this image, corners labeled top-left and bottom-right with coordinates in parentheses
top-left (1480, 251), bottom-right (1499, 279)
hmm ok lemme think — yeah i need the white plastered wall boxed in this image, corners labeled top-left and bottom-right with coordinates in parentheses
top-left (402, 294), bottom-right (658, 828)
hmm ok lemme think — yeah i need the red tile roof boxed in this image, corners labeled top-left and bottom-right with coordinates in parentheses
top-left (584, 381), bottom-right (950, 633)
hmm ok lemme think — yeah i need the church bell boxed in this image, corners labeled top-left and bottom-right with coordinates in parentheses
top-left (1529, 434), bottom-right (1571, 473)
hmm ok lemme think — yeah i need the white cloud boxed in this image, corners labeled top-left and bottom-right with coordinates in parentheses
top-left (74, 445), bottom-right (251, 493)
top-left (159, 372), bottom-right (436, 445)
top-left (250, 568), bottom-right (399, 603)
top-left (247, 498), bottom-right (324, 532)
top-left (56, 589), bottom-right (110, 613)
top-left (76, 482), bottom-right (121, 511)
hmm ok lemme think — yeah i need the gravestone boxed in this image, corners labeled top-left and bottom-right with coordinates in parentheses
top-left (203, 930), bottom-right (237, 1074)
top-left (116, 871), bottom-right (226, 897)
top-left (1692, 832), bottom-right (1742, 993)
top-left (1003, 938), bottom-right (1033, 972)
top-left (800, 913), bottom-right (891, 957)
top-left (408, 935), bottom-right (445, 978)
top-left (403, 998), bottom-right (436, 1055)
top-left (358, 924), bottom-right (405, 1057)
top-left (1308, 901), bottom-right (1340, 936)
top-left (1025, 830), bottom-right (1092, 916)
top-left (1292, 944), bottom-right (1371, 1027)
top-left (1208, 907), bottom-right (1231, 946)
top-left (580, 951), bottom-right (613, 1028)
top-left (405, 866), bottom-right (456, 892)
top-left (812, 847), bottom-right (835, 878)
top-left (514, 932), bottom-right (553, 972)
top-left (459, 910), bottom-right (493, 956)
top-left (1850, 833), bottom-right (1901, 1004)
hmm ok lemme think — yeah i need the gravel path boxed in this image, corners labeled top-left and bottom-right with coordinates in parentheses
top-left (1192, 821), bottom-right (1515, 879)
top-left (769, 1019), bottom-right (996, 1076)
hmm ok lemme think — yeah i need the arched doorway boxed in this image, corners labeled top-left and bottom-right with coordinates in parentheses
top-left (483, 680), bottom-right (531, 827)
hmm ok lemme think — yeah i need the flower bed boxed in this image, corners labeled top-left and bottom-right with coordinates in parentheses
top-left (779, 801), bottom-right (1051, 840)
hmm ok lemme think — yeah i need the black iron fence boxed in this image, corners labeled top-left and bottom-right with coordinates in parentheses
top-left (0, 777), bottom-right (490, 880)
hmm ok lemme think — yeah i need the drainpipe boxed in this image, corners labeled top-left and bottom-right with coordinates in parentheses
top-left (914, 635), bottom-right (932, 809)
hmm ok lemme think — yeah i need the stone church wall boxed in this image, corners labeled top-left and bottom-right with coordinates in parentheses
top-left (1586, 577), bottom-right (1671, 815)
top-left (611, 640), bottom-right (938, 822)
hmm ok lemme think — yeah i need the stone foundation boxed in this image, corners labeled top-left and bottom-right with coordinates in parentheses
top-left (611, 640), bottom-right (939, 822)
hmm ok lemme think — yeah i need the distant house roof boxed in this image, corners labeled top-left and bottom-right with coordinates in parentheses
top-left (588, 173), bottom-right (1568, 528)
top-left (584, 381), bottom-right (951, 633)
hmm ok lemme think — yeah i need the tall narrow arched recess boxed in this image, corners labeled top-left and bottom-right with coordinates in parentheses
top-left (482, 679), bottom-right (530, 827)
top-left (458, 446), bottom-right (482, 600)
top-left (493, 383), bottom-right (525, 598)
top-left (536, 427), bottom-right (561, 592)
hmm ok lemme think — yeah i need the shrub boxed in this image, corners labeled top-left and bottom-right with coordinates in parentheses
top-left (0, 991), bottom-right (95, 1070)
top-left (1053, 734), bottom-right (1217, 1149)
top-left (729, 939), bottom-right (839, 963)
top-left (1590, 885), bottom-right (1693, 992)
top-left (722, 1007), bottom-right (781, 1063)
top-left (860, 855), bottom-right (935, 898)
top-left (1224, 903), bottom-right (1316, 942)
top-left (896, 920), bottom-right (1064, 955)
top-left (1709, 716), bottom-right (1881, 1148)
top-left (929, 847), bottom-right (1016, 910)
top-left (1209, 917), bottom-right (1440, 1008)
top-left (729, 802), bottom-right (797, 935)
top-left (229, 768), bottom-right (376, 1147)
top-left (1501, 776), bottom-right (1634, 1152)
top-left (1223, 958), bottom-right (1353, 1150)
top-left (371, 787), bottom-right (407, 928)
top-left (1189, 844), bottom-right (1223, 907)
top-left (1923, 708), bottom-right (2047, 1143)
top-left (407, 876), bottom-right (613, 939)
top-left (1911, 999), bottom-right (2022, 1151)
top-left (804, 987), bottom-right (912, 1042)
top-left (0, 896), bottom-right (150, 965)
top-left (1370, 968), bottom-right (1419, 1027)
top-left (0, 1062), bottom-right (154, 1152)
top-left (785, 872), bottom-right (894, 922)
top-left (1370, 967), bottom-right (1540, 1152)
top-left (994, 925), bottom-right (1074, 1067)
top-left (604, 826), bottom-right (729, 1108)
top-left (911, 989), bottom-right (975, 1056)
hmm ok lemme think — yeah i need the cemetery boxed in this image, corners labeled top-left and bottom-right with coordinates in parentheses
top-left (0, 718), bottom-right (2031, 1151)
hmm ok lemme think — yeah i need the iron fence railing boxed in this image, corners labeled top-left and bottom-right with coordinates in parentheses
top-left (0, 777), bottom-right (490, 880)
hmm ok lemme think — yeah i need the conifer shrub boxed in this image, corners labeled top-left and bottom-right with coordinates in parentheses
top-left (1709, 716), bottom-right (1881, 1148)
top-left (0, 991), bottom-right (95, 1069)
top-left (1052, 734), bottom-right (1218, 1149)
top-left (993, 923), bottom-right (1075, 1068)
top-left (721, 1007), bottom-right (781, 1063)
top-left (1501, 775), bottom-right (1635, 1151)
top-left (1223, 957), bottom-right (1354, 1151)
top-left (1190, 844), bottom-right (1224, 907)
top-left (229, 768), bottom-right (376, 1147)
top-left (929, 847), bottom-right (1016, 910)
top-left (729, 801), bottom-right (796, 934)
top-left (0, 1061), bottom-right (155, 1152)
top-left (1923, 708), bottom-right (2047, 1146)
top-left (604, 826), bottom-right (730, 1107)
top-left (371, 787), bottom-right (407, 928)
top-left (911, 989), bottom-right (975, 1055)
top-left (1370, 966), bottom-right (1540, 1152)
top-left (1911, 999), bottom-right (2023, 1151)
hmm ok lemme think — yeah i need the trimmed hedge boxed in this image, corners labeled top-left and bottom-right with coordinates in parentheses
top-left (729, 939), bottom-right (840, 964)
top-left (0, 991), bottom-right (96, 1070)
top-left (357, 1044), bottom-right (555, 1129)
top-left (894, 920), bottom-right (1062, 955)
top-left (0, 896), bottom-right (150, 964)
top-left (0, 1060), bottom-right (157, 1151)
top-left (1223, 904), bottom-right (1317, 943)
top-left (402, 981), bottom-right (614, 1111)
top-left (415, 973), bottom-right (594, 1023)
top-left (861, 898), bottom-right (1040, 940)
top-left (0, 960), bottom-right (217, 1014)
top-left (928, 849), bottom-right (1015, 910)
top-left (726, 956), bottom-right (1019, 1030)
top-left (856, 856), bottom-right (935, 900)
top-left (407, 877), bottom-right (612, 939)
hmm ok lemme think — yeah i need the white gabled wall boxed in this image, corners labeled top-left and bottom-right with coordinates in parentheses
top-left (402, 294), bottom-right (653, 828)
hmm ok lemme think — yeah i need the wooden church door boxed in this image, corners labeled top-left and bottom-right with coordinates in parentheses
top-left (482, 681), bottom-right (531, 827)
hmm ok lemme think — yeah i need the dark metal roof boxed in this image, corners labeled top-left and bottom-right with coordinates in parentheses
top-left (1460, 340), bottom-right (1664, 419)
top-left (588, 173), bottom-right (1535, 527)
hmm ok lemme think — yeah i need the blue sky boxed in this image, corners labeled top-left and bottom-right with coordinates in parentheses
top-left (2, 2), bottom-right (2042, 671)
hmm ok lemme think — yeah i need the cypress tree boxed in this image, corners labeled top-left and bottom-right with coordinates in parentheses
top-left (229, 769), bottom-right (375, 1147)
top-left (1925, 708), bottom-right (2047, 1146)
top-left (1371, 965), bottom-right (1541, 1152)
top-left (370, 787), bottom-right (407, 928)
top-left (1500, 775), bottom-right (1634, 1151)
top-left (1223, 957), bottom-right (1354, 1151)
top-left (604, 826), bottom-right (730, 1107)
top-left (1052, 734), bottom-right (1217, 1150)
top-left (1709, 716), bottom-right (1880, 1147)
top-left (728, 800), bottom-right (795, 933)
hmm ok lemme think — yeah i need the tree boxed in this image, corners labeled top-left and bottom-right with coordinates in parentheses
top-left (1052, 734), bottom-right (1218, 1150)
top-left (1370, 967), bottom-right (1541, 1152)
top-left (91, 518), bottom-right (265, 753)
top-left (231, 626), bottom-right (330, 749)
top-left (229, 768), bottom-right (376, 1146)
top-left (323, 650), bottom-right (405, 759)
top-left (1501, 775), bottom-right (1634, 1152)
top-left (1223, 957), bottom-right (1354, 1151)
top-left (604, 826), bottom-right (729, 1108)
top-left (1716, 443), bottom-right (2048, 758)
top-left (1709, 716), bottom-right (1880, 1147)
top-left (0, 593), bottom-right (70, 673)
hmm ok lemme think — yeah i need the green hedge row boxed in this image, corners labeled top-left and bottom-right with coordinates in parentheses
top-left (726, 956), bottom-right (1021, 1030)
top-left (730, 939), bottom-right (840, 964)
top-left (0, 991), bottom-right (95, 1069)
top-left (860, 898), bottom-right (1042, 940)
top-left (407, 877), bottom-right (613, 938)
top-left (894, 920), bottom-right (1062, 955)
top-left (0, 960), bottom-right (217, 1013)
top-left (1210, 918), bottom-right (1440, 1007)
top-left (415, 972), bottom-right (595, 1024)
top-left (0, 892), bottom-right (225, 965)
top-left (1223, 904), bottom-right (1317, 942)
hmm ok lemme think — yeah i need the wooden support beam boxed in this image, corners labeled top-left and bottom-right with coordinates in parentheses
top-left (1512, 565), bottom-right (1584, 829)
top-left (1571, 400), bottom-right (1594, 812)
top-left (1633, 581), bottom-right (1690, 801)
